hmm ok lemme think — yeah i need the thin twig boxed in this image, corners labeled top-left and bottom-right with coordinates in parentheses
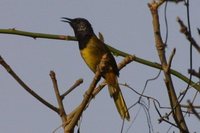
top-left (49, 72), bottom-right (64, 111)
top-left (61, 79), bottom-right (83, 100)
top-left (166, 0), bottom-right (184, 3)
top-left (181, 104), bottom-right (200, 109)
top-left (177, 17), bottom-right (200, 53)
top-left (98, 32), bottom-right (105, 42)
top-left (66, 66), bottom-right (101, 132)
top-left (0, 55), bottom-right (59, 113)
top-left (91, 55), bottom-right (135, 98)
top-left (50, 71), bottom-right (68, 132)
top-left (187, 100), bottom-right (200, 120)
top-left (153, 101), bottom-right (178, 128)
top-left (188, 69), bottom-right (200, 79)
top-left (166, 48), bottom-right (176, 73)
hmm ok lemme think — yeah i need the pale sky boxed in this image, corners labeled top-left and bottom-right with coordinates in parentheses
top-left (0, 0), bottom-right (200, 133)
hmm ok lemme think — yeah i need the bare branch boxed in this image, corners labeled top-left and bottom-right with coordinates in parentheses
top-left (50, 71), bottom-right (67, 129)
top-left (61, 79), bottom-right (83, 100)
top-left (148, 1), bottom-right (189, 132)
top-left (187, 100), bottom-right (200, 120)
top-left (166, 48), bottom-right (176, 73)
top-left (166, 0), bottom-right (184, 3)
top-left (177, 17), bottom-right (200, 53)
top-left (98, 32), bottom-right (105, 42)
top-left (0, 55), bottom-right (59, 113)
top-left (64, 55), bottom-right (135, 132)
top-left (188, 69), bottom-right (200, 79)
top-left (91, 55), bottom-right (135, 98)
top-left (65, 54), bottom-right (110, 132)
top-left (153, 101), bottom-right (178, 128)
top-left (181, 104), bottom-right (200, 109)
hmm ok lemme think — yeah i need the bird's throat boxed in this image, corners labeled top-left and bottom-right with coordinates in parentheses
top-left (77, 33), bottom-right (93, 50)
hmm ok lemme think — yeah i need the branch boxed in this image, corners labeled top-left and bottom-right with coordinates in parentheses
top-left (166, 0), bottom-right (184, 3)
top-left (91, 55), bottom-right (135, 98)
top-left (65, 55), bottom-right (107, 132)
top-left (64, 55), bottom-right (135, 132)
top-left (148, 1), bottom-right (189, 132)
top-left (0, 28), bottom-right (199, 91)
top-left (0, 55), bottom-right (59, 113)
top-left (105, 44), bottom-right (200, 91)
top-left (0, 28), bottom-right (76, 40)
top-left (166, 48), bottom-right (176, 73)
top-left (188, 69), bottom-right (200, 79)
top-left (61, 78), bottom-right (83, 100)
top-left (50, 71), bottom-right (68, 132)
top-left (187, 100), bottom-right (200, 121)
top-left (50, 71), bottom-right (64, 111)
top-left (0, 45), bottom-right (134, 132)
top-left (153, 101), bottom-right (178, 128)
top-left (181, 104), bottom-right (200, 109)
top-left (177, 17), bottom-right (200, 53)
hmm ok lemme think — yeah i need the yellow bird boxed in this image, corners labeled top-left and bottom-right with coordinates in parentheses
top-left (62, 17), bottom-right (130, 120)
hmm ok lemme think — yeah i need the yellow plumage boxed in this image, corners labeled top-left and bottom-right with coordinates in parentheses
top-left (80, 36), bottom-right (130, 120)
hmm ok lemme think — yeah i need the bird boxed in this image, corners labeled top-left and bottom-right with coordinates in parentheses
top-left (61, 17), bottom-right (130, 120)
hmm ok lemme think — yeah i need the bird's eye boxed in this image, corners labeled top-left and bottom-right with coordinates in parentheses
top-left (77, 22), bottom-right (87, 32)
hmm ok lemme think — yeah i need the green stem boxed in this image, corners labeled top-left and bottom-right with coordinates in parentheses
top-left (0, 28), bottom-right (199, 91)
top-left (108, 44), bottom-right (200, 91)
top-left (0, 28), bottom-right (76, 40)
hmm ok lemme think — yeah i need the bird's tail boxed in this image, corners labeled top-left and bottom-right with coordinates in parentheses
top-left (107, 75), bottom-right (130, 121)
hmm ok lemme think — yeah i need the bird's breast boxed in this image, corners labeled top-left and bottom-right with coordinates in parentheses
top-left (80, 37), bottom-right (103, 73)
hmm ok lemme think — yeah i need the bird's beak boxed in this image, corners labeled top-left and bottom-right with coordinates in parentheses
top-left (61, 17), bottom-right (73, 23)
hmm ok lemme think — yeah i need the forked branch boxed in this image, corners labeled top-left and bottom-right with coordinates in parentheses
top-left (148, 1), bottom-right (189, 132)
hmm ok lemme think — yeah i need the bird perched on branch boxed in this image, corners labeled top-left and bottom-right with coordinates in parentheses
top-left (61, 17), bottom-right (130, 120)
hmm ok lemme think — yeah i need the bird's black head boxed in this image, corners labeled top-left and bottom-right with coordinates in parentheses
top-left (61, 17), bottom-right (94, 42)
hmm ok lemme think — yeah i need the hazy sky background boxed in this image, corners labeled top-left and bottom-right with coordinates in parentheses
top-left (0, 0), bottom-right (199, 133)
